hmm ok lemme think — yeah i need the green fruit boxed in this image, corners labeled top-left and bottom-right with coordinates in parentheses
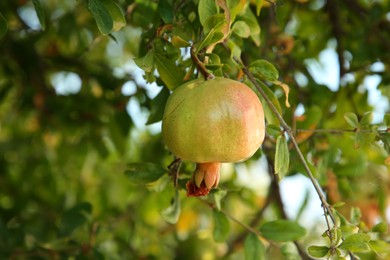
top-left (162, 77), bottom-right (265, 195)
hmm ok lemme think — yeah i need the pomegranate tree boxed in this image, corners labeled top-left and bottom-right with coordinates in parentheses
top-left (162, 77), bottom-right (265, 196)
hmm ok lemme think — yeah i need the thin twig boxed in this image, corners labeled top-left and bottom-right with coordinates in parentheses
top-left (206, 202), bottom-right (261, 236)
top-left (190, 45), bottom-right (215, 80)
top-left (296, 128), bottom-right (389, 134)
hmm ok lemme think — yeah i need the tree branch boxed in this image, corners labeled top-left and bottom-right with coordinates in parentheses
top-left (233, 56), bottom-right (336, 228)
top-left (190, 45), bottom-right (215, 80)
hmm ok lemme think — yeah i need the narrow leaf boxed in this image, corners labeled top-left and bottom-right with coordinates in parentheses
top-left (308, 245), bottom-right (329, 258)
top-left (249, 59), bottom-right (279, 82)
top-left (134, 50), bottom-right (154, 73)
top-left (198, 0), bottom-right (218, 26)
top-left (146, 87), bottom-right (170, 125)
top-left (260, 220), bottom-right (306, 242)
top-left (161, 189), bottom-right (181, 224)
top-left (344, 112), bottom-right (359, 129)
top-left (171, 35), bottom-right (191, 48)
top-left (125, 162), bottom-right (167, 184)
top-left (0, 12), bottom-right (7, 38)
top-left (213, 189), bottom-right (227, 211)
top-left (203, 13), bottom-right (226, 34)
top-left (372, 221), bottom-right (388, 233)
top-left (244, 233), bottom-right (266, 260)
top-left (33, 0), bottom-right (46, 30)
top-left (275, 135), bottom-right (289, 179)
top-left (101, 0), bottom-right (126, 32)
top-left (254, 0), bottom-right (264, 16)
top-left (212, 210), bottom-right (230, 242)
top-left (88, 0), bottom-right (113, 35)
top-left (338, 233), bottom-right (370, 252)
top-left (154, 53), bottom-right (184, 90)
top-left (360, 111), bottom-right (373, 126)
top-left (266, 124), bottom-right (282, 137)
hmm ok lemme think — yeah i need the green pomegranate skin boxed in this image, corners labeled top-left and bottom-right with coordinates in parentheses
top-left (162, 77), bottom-right (265, 163)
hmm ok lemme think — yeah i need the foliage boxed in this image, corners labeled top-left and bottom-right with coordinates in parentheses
top-left (1, 0), bottom-right (390, 259)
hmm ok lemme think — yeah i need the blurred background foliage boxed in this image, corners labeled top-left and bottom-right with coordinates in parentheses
top-left (0, 0), bottom-right (390, 259)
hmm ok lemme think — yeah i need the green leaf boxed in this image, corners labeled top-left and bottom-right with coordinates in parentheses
top-left (333, 201), bottom-right (346, 208)
top-left (238, 7), bottom-right (261, 45)
top-left (59, 202), bottom-right (92, 237)
top-left (33, 0), bottom-right (46, 30)
top-left (203, 13), bottom-right (226, 34)
top-left (158, 0), bottom-right (174, 24)
top-left (197, 27), bottom-right (224, 52)
top-left (212, 189), bottom-right (227, 211)
top-left (274, 135), bottom-right (289, 179)
top-left (266, 124), bottom-right (281, 137)
top-left (101, 0), bottom-right (126, 32)
top-left (260, 220), bottom-right (306, 242)
top-left (154, 52), bottom-right (184, 90)
top-left (369, 240), bottom-right (390, 255)
top-left (0, 12), bottom-right (7, 38)
top-left (339, 224), bottom-right (359, 239)
top-left (125, 162), bottom-right (167, 184)
top-left (344, 112), bottom-right (359, 129)
top-left (146, 87), bottom-right (170, 125)
top-left (338, 233), bottom-right (370, 252)
top-left (232, 20), bottom-right (250, 38)
top-left (308, 245), bottom-right (330, 258)
top-left (249, 60), bottom-right (279, 82)
top-left (360, 111), bottom-right (373, 126)
top-left (372, 221), bottom-right (388, 233)
top-left (161, 189), bottom-right (181, 224)
top-left (244, 233), bottom-right (266, 260)
top-left (226, 0), bottom-right (247, 22)
top-left (253, 0), bottom-right (264, 16)
top-left (198, 0), bottom-right (218, 26)
top-left (88, 0), bottom-right (113, 35)
top-left (134, 50), bottom-right (155, 73)
top-left (171, 35), bottom-right (191, 48)
top-left (212, 210), bottom-right (230, 242)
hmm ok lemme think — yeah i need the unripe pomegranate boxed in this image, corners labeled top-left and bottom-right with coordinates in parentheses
top-left (162, 77), bottom-right (265, 196)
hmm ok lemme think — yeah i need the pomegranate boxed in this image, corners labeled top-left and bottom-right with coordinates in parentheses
top-left (162, 77), bottom-right (265, 196)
